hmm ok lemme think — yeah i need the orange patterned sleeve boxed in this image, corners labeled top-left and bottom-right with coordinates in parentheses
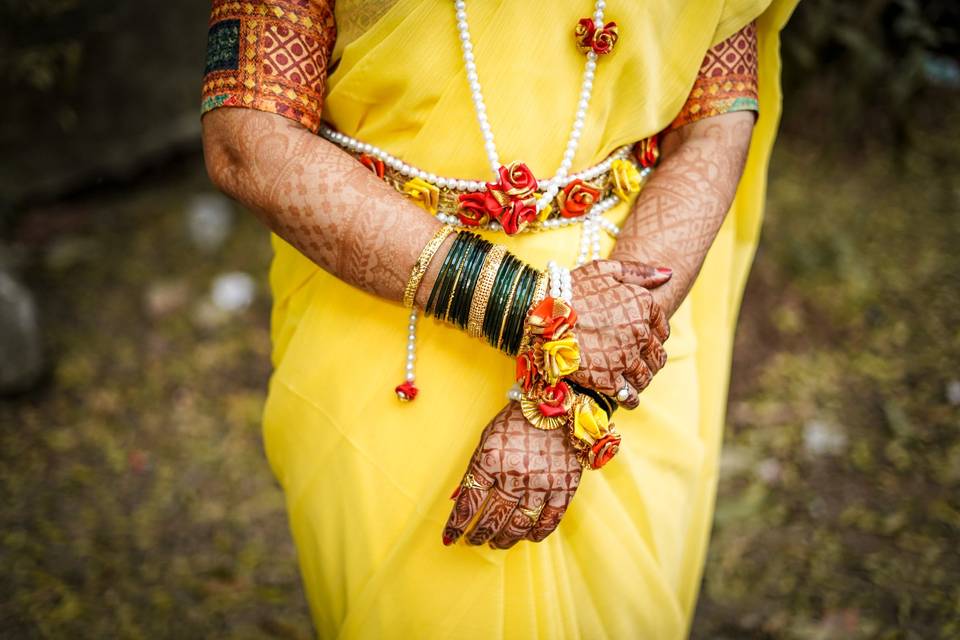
top-left (667, 21), bottom-right (759, 131)
top-left (200, 0), bottom-right (337, 134)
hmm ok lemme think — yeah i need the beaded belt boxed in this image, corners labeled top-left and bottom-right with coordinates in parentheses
top-left (320, 124), bottom-right (661, 237)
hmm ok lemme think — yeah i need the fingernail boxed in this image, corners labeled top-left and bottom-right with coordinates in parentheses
top-left (450, 486), bottom-right (461, 500)
top-left (442, 533), bottom-right (454, 546)
top-left (656, 267), bottom-right (672, 276)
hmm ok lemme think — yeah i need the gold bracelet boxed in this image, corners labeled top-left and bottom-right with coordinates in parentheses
top-left (403, 225), bottom-right (456, 308)
top-left (496, 267), bottom-right (525, 351)
top-left (467, 245), bottom-right (507, 338)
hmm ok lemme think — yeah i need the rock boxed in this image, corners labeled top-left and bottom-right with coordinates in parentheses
top-left (186, 193), bottom-right (234, 253)
top-left (0, 270), bottom-right (44, 394)
top-left (803, 419), bottom-right (848, 457)
top-left (946, 380), bottom-right (960, 406)
top-left (210, 272), bottom-right (255, 313)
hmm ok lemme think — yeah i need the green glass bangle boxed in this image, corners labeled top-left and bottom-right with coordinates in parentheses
top-left (425, 231), bottom-right (461, 316)
top-left (483, 256), bottom-right (520, 346)
top-left (427, 231), bottom-right (471, 318)
top-left (450, 238), bottom-right (491, 329)
top-left (490, 257), bottom-right (522, 347)
top-left (441, 233), bottom-right (482, 322)
top-left (504, 266), bottom-right (537, 355)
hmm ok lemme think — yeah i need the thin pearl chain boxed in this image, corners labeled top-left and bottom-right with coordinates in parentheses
top-left (454, 0), bottom-right (605, 211)
top-left (320, 127), bottom-right (633, 193)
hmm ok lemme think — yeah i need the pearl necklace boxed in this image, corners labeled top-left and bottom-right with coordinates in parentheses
top-left (399, 0), bottom-right (621, 401)
top-left (454, 0), bottom-right (607, 213)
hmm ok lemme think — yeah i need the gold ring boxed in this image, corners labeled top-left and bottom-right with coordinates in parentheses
top-left (461, 473), bottom-right (493, 491)
top-left (518, 503), bottom-right (544, 522)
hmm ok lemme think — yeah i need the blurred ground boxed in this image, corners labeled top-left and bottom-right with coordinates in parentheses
top-left (1, 115), bottom-right (957, 637)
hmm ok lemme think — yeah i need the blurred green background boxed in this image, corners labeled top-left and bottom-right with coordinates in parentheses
top-left (0, 1), bottom-right (958, 638)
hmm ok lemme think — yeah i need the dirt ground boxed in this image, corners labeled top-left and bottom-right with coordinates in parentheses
top-left (1, 121), bottom-right (958, 638)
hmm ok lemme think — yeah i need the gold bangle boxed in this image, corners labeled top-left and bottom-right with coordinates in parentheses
top-left (403, 225), bottom-right (456, 308)
top-left (467, 245), bottom-right (507, 338)
top-left (496, 267), bottom-right (524, 351)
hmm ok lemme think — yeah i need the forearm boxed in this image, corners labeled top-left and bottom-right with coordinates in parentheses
top-left (201, 108), bottom-right (450, 307)
top-left (610, 111), bottom-right (755, 318)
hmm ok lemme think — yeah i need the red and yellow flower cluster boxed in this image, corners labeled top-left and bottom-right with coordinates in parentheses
top-left (515, 296), bottom-right (621, 469)
top-left (458, 162), bottom-right (539, 234)
top-left (457, 163), bottom-right (605, 233)
top-left (575, 18), bottom-right (619, 55)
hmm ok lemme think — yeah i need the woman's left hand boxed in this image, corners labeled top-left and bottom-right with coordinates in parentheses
top-left (442, 402), bottom-right (582, 549)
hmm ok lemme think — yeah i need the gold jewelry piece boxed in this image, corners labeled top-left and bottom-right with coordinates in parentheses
top-left (531, 269), bottom-right (549, 307)
top-left (518, 503), bottom-right (544, 522)
top-left (496, 268), bottom-right (525, 351)
top-left (467, 245), bottom-right (507, 338)
top-left (461, 472), bottom-right (493, 491)
top-left (403, 225), bottom-right (456, 308)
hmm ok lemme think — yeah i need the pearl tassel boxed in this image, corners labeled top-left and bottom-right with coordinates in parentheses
top-left (395, 310), bottom-right (419, 401)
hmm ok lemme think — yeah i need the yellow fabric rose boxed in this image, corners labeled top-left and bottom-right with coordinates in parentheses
top-left (402, 177), bottom-right (440, 214)
top-left (573, 397), bottom-right (609, 444)
top-left (610, 158), bottom-right (642, 200)
top-left (541, 336), bottom-right (580, 384)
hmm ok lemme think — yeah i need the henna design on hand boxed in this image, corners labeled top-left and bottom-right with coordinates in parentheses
top-left (443, 403), bottom-right (581, 548)
top-left (566, 260), bottom-right (672, 408)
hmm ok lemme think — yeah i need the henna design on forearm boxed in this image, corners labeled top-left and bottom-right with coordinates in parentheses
top-left (202, 108), bottom-right (446, 304)
top-left (611, 113), bottom-right (755, 318)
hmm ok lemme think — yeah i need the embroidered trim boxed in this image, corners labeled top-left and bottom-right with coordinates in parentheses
top-left (669, 21), bottom-right (759, 130)
top-left (200, 0), bottom-right (336, 133)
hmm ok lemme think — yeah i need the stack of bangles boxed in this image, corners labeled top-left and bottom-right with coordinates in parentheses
top-left (401, 226), bottom-right (622, 470)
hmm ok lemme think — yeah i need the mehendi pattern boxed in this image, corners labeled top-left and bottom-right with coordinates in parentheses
top-left (668, 21), bottom-right (759, 131)
top-left (200, 0), bottom-right (337, 133)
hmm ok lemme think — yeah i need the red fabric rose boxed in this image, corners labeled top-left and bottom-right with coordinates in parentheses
top-left (395, 381), bottom-right (418, 401)
top-left (490, 162), bottom-right (538, 200)
top-left (574, 18), bottom-right (596, 53)
top-left (591, 22), bottom-right (619, 55)
top-left (528, 297), bottom-right (578, 340)
top-left (633, 135), bottom-right (660, 168)
top-left (359, 153), bottom-right (385, 179)
top-left (589, 432), bottom-right (621, 469)
top-left (457, 191), bottom-right (500, 226)
top-left (498, 198), bottom-right (537, 235)
top-left (557, 179), bottom-right (601, 218)
top-left (538, 381), bottom-right (571, 418)
top-left (516, 350), bottom-right (538, 393)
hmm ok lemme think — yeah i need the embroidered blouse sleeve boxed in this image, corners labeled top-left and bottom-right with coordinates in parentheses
top-left (667, 21), bottom-right (759, 131)
top-left (200, 0), bottom-right (337, 134)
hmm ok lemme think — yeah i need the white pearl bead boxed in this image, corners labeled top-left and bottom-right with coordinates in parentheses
top-left (406, 373), bottom-right (416, 382)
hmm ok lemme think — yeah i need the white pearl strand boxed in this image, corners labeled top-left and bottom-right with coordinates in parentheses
top-left (454, 0), bottom-right (606, 213)
top-left (320, 125), bottom-right (633, 201)
top-left (404, 309), bottom-right (417, 383)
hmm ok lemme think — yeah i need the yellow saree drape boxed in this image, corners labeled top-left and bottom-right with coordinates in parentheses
top-left (262, 1), bottom-right (798, 637)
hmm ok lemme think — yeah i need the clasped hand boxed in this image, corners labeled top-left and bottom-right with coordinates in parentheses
top-left (443, 260), bottom-right (671, 549)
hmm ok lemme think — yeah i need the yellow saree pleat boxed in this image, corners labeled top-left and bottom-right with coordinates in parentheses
top-left (262, 1), bottom-right (799, 637)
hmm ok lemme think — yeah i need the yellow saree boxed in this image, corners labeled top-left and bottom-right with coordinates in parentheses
top-left (244, 1), bottom-right (800, 637)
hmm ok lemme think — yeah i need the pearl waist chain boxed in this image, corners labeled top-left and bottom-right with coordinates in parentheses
top-left (320, 123), bottom-right (654, 238)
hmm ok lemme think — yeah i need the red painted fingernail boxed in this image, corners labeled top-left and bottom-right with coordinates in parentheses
top-left (442, 533), bottom-right (454, 546)
top-left (450, 486), bottom-right (461, 500)
top-left (656, 267), bottom-right (672, 276)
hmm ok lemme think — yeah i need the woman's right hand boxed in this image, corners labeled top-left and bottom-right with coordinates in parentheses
top-left (565, 259), bottom-right (672, 409)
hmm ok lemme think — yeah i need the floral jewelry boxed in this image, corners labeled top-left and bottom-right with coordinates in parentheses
top-left (454, 0), bottom-right (617, 232)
